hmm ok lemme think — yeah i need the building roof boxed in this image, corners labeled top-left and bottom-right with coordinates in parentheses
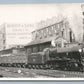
top-left (32, 20), bottom-right (64, 33)
top-left (25, 36), bottom-right (69, 47)
top-left (25, 36), bottom-right (57, 47)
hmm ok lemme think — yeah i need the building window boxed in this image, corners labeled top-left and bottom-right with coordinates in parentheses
top-left (35, 31), bottom-right (39, 39)
top-left (27, 48), bottom-right (32, 54)
top-left (41, 30), bottom-right (43, 38)
top-left (62, 29), bottom-right (64, 37)
top-left (43, 28), bottom-right (47, 38)
top-left (55, 43), bottom-right (61, 48)
top-left (69, 30), bottom-right (72, 42)
top-left (59, 21), bottom-right (63, 29)
top-left (3, 40), bottom-right (5, 44)
top-left (46, 28), bottom-right (49, 37)
top-left (53, 24), bottom-right (57, 34)
top-left (51, 26), bottom-right (54, 35)
top-left (48, 27), bottom-right (52, 36)
top-left (33, 46), bottom-right (38, 53)
top-left (39, 45), bottom-right (43, 51)
top-left (32, 31), bottom-right (37, 40)
top-left (38, 30), bottom-right (42, 39)
top-left (55, 24), bottom-right (60, 33)
top-left (58, 43), bottom-right (61, 47)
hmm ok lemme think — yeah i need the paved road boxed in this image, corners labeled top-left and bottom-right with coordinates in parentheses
top-left (0, 67), bottom-right (84, 78)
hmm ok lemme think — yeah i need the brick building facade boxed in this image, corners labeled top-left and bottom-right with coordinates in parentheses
top-left (32, 18), bottom-right (75, 44)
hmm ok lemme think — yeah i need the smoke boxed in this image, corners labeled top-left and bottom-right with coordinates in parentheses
top-left (67, 13), bottom-right (83, 42)
top-left (61, 4), bottom-right (83, 42)
top-left (33, 4), bottom-right (84, 43)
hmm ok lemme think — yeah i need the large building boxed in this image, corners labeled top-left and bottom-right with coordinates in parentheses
top-left (0, 23), bottom-right (34, 50)
top-left (5, 23), bottom-right (33, 48)
top-left (32, 18), bottom-right (75, 44)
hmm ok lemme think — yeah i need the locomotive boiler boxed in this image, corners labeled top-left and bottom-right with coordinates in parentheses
top-left (42, 43), bottom-right (84, 71)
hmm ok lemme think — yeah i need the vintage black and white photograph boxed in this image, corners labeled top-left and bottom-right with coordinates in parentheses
top-left (0, 3), bottom-right (84, 79)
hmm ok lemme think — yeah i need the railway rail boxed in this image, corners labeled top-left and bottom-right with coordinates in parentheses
top-left (0, 67), bottom-right (84, 78)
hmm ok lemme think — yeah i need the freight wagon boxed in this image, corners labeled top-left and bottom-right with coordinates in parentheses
top-left (0, 47), bottom-right (27, 68)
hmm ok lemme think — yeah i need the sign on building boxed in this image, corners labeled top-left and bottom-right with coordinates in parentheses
top-left (5, 23), bottom-right (34, 48)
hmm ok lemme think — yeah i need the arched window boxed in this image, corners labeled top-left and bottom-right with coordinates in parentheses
top-left (62, 29), bottom-right (64, 37)
top-left (69, 30), bottom-right (72, 42)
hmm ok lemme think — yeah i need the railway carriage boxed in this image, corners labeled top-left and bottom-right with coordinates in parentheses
top-left (0, 47), bottom-right (27, 68)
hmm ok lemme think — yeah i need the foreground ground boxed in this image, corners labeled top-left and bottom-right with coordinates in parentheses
top-left (0, 67), bottom-right (84, 78)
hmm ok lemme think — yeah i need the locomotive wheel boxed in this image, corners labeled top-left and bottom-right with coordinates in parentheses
top-left (49, 65), bottom-right (52, 69)
top-left (38, 65), bottom-right (40, 69)
top-left (32, 65), bottom-right (35, 69)
top-left (31, 65), bottom-right (33, 69)
top-left (46, 64), bottom-right (50, 69)
top-left (8, 64), bottom-right (11, 67)
top-left (36, 65), bottom-right (38, 69)
top-left (39, 65), bottom-right (41, 69)
top-left (80, 66), bottom-right (84, 72)
top-left (39, 65), bottom-right (42, 69)
top-left (63, 67), bottom-right (67, 71)
top-left (30, 65), bottom-right (33, 69)
top-left (43, 64), bottom-right (49, 69)
top-left (28, 65), bottom-right (31, 69)
top-left (34, 65), bottom-right (37, 69)
top-left (36, 65), bottom-right (39, 69)
top-left (29, 65), bottom-right (32, 69)
top-left (40, 65), bottom-right (43, 69)
top-left (17, 64), bottom-right (20, 68)
top-left (50, 65), bottom-right (54, 70)
top-left (15, 64), bottom-right (17, 67)
top-left (82, 67), bottom-right (84, 72)
top-left (21, 64), bottom-right (24, 68)
top-left (16, 64), bottom-right (18, 68)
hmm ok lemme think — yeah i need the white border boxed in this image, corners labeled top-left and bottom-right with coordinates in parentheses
top-left (0, 3), bottom-right (84, 80)
top-left (0, 78), bottom-right (84, 80)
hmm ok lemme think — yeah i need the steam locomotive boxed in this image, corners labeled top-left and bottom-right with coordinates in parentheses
top-left (25, 40), bottom-right (84, 72)
top-left (0, 41), bottom-right (84, 72)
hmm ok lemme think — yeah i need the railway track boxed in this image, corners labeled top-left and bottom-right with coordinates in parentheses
top-left (0, 67), bottom-right (84, 78)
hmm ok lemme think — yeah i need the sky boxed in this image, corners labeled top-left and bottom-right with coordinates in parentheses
top-left (0, 3), bottom-right (83, 46)
top-left (0, 4), bottom-right (82, 24)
